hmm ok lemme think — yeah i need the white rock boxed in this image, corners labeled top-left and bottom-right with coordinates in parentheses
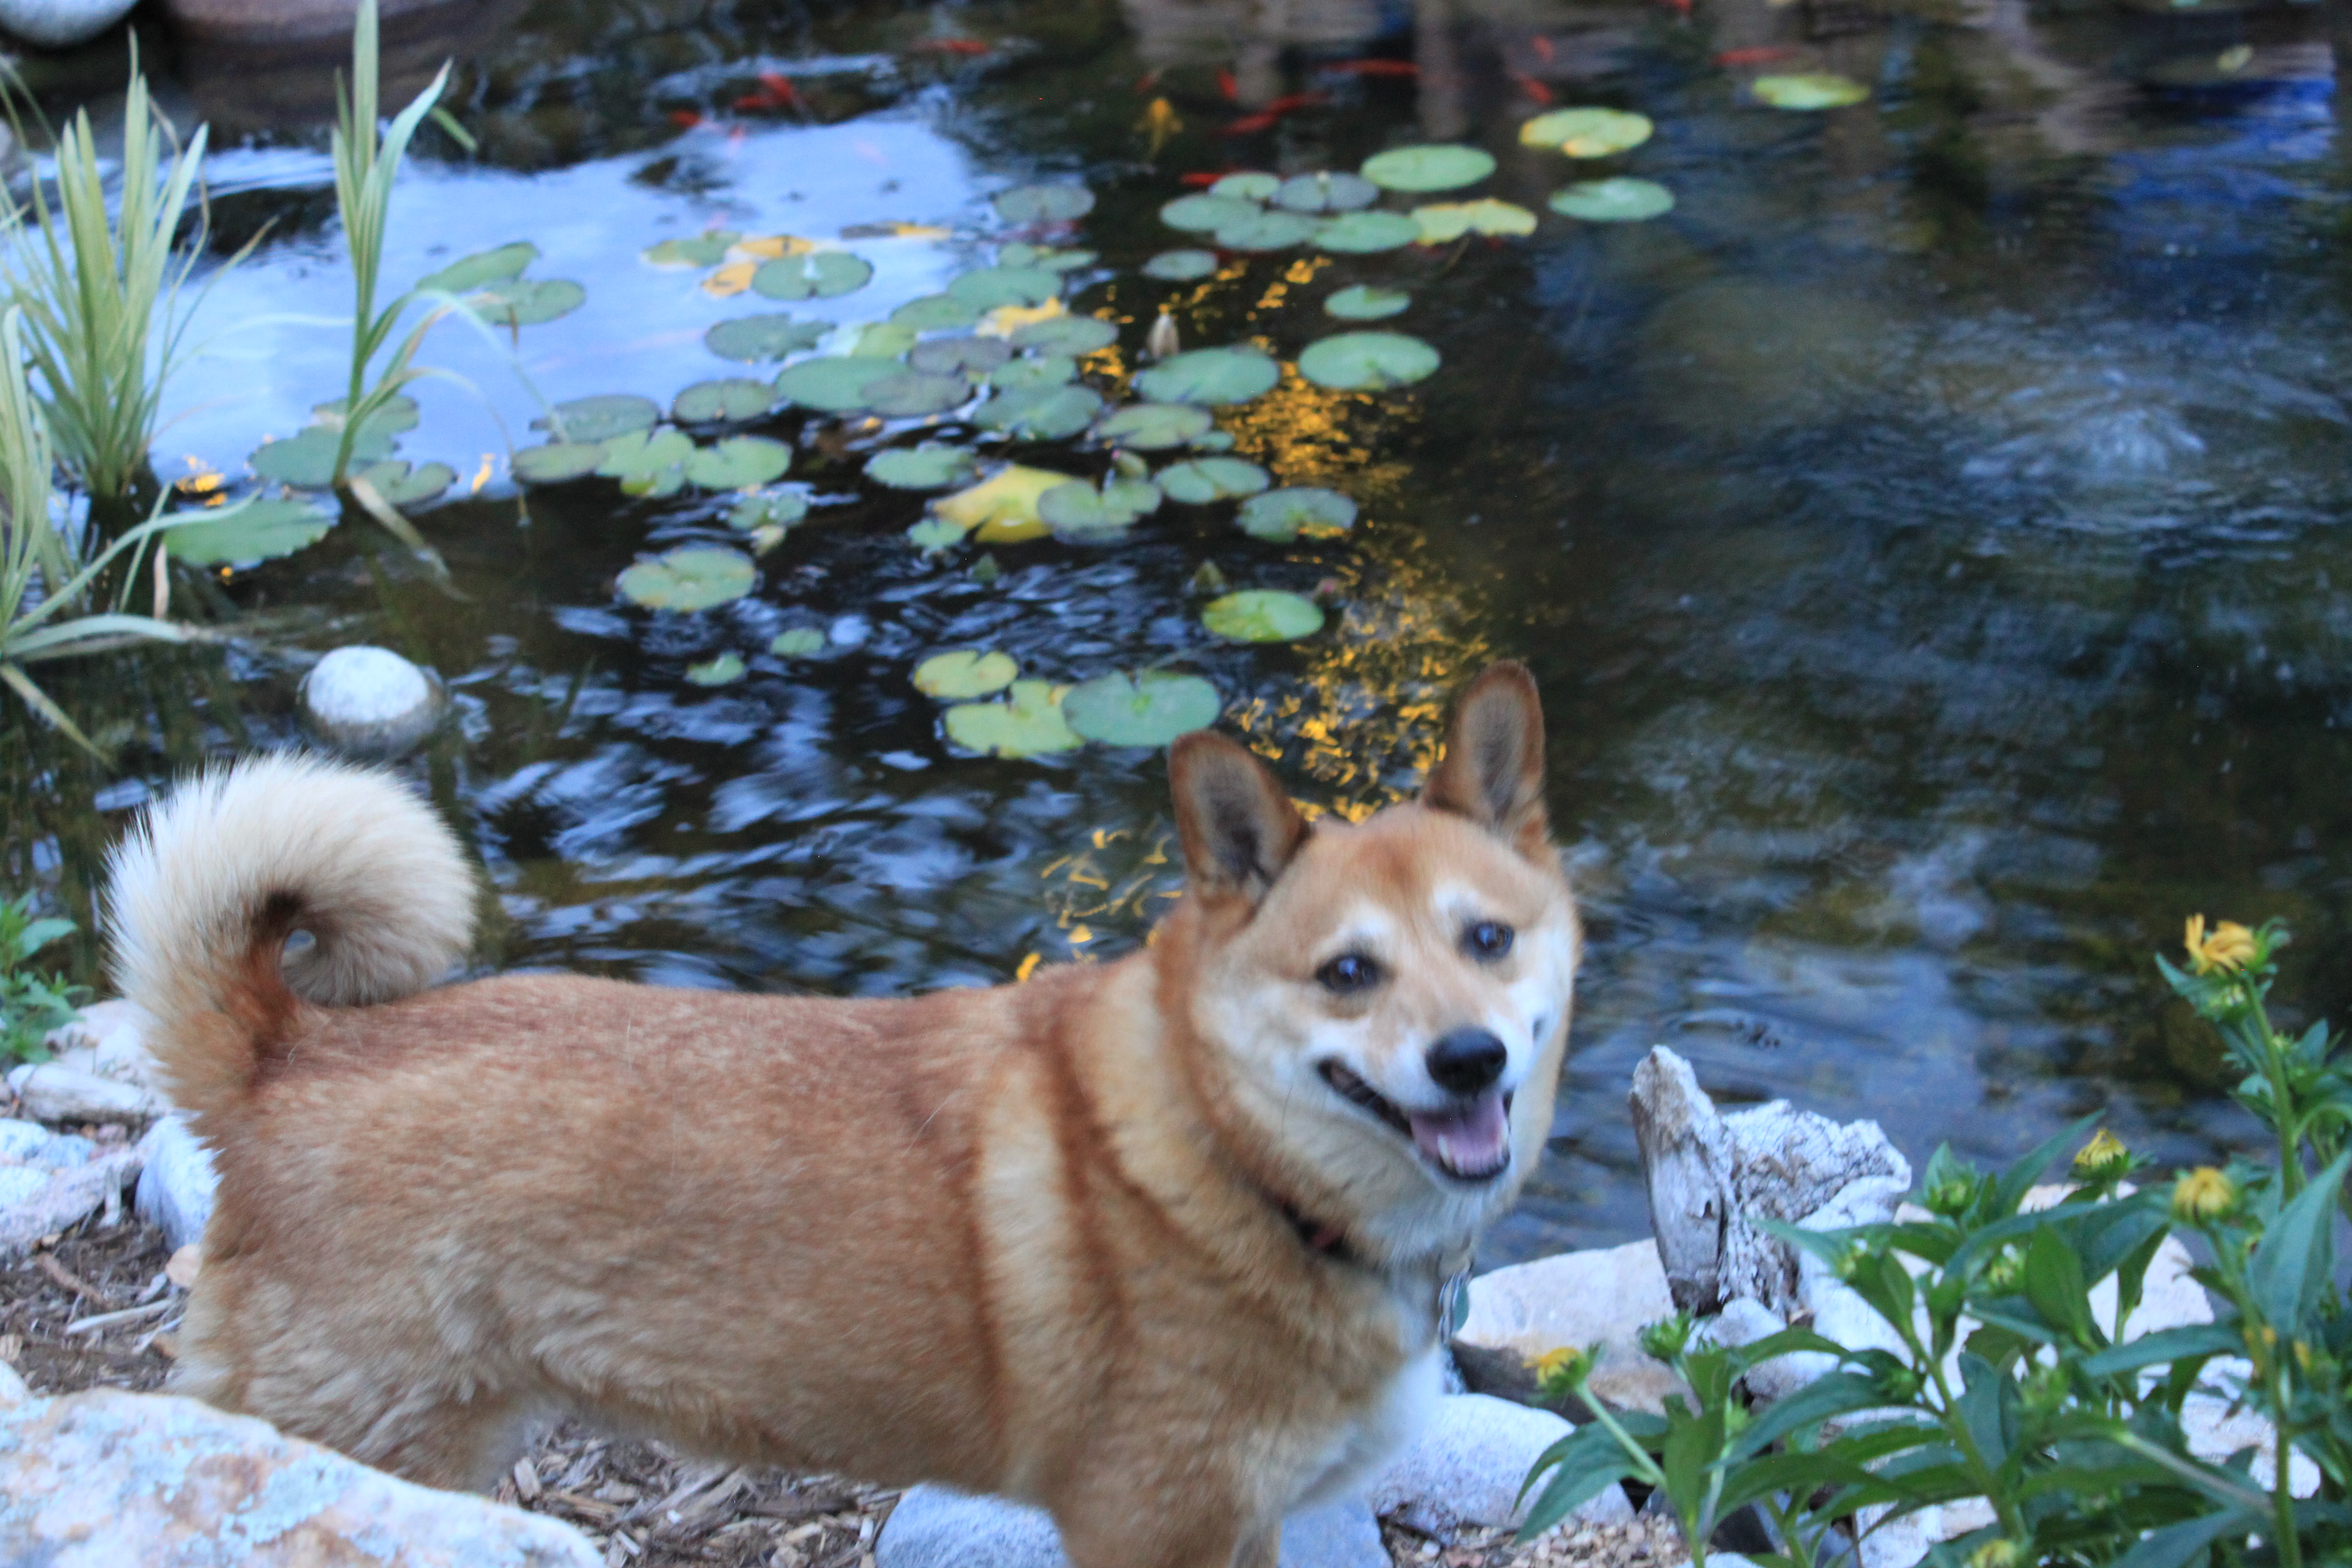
top-left (1367, 1393), bottom-right (1632, 1540)
top-left (0, 1168), bottom-right (44, 1208)
top-left (0, 1146), bottom-right (142, 1253)
top-left (2183, 1392), bottom-right (2320, 1498)
top-left (0, 0), bottom-right (135, 48)
top-left (0, 1359), bottom-right (27, 1409)
top-left (301, 644), bottom-right (444, 757)
top-left (0, 1120), bottom-right (48, 1161)
top-left (5, 1061), bottom-right (164, 1123)
top-left (135, 1113), bottom-right (217, 1252)
top-left (875, 1487), bottom-right (1385, 1568)
top-left (0, 1384), bottom-right (600, 1565)
top-left (1457, 1240), bottom-right (1686, 1413)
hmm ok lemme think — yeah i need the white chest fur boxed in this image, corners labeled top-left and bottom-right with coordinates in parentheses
top-left (1289, 1344), bottom-right (1443, 1511)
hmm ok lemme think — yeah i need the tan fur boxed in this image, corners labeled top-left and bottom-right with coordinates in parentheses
top-left (107, 666), bottom-right (1579, 1568)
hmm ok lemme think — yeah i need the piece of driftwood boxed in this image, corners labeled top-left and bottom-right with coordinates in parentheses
top-left (1629, 1046), bottom-right (1910, 1316)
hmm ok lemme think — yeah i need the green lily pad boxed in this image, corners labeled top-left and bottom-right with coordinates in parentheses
top-left (416, 241), bottom-right (535, 294)
top-left (249, 426), bottom-right (389, 488)
top-left (730, 490), bottom-right (809, 530)
top-left (1157, 457), bottom-right (1270, 504)
top-left (851, 322), bottom-right (921, 357)
top-left (1202, 589), bottom-right (1324, 642)
top-left (1134, 346), bottom-right (1280, 406)
top-left (1236, 486), bottom-right (1357, 541)
top-left (911, 336), bottom-right (1013, 376)
top-left (1215, 209), bottom-right (1323, 252)
top-left (1062, 671), bottom-right (1222, 746)
top-left (705, 313), bottom-right (827, 362)
top-left (999, 244), bottom-right (1095, 272)
top-left (1326, 286), bottom-right (1410, 321)
top-left (1297, 331), bottom-right (1440, 391)
top-left (1272, 172), bottom-right (1379, 213)
top-left (907, 517), bottom-right (967, 551)
top-left (596, 428), bottom-right (694, 496)
top-left (994, 184), bottom-right (1095, 223)
top-left (1313, 211), bottom-right (1422, 253)
top-left (165, 496), bottom-right (336, 566)
top-left (471, 277), bottom-right (586, 326)
top-left (943, 679), bottom-right (1082, 757)
top-left (914, 649), bottom-right (1019, 698)
top-left (643, 231), bottom-right (739, 268)
top-left (1144, 249), bottom-right (1220, 281)
top-left (772, 628), bottom-right (827, 656)
top-left (1518, 107), bottom-right (1655, 156)
top-left (1411, 200), bottom-right (1539, 243)
top-left (1190, 430), bottom-right (1237, 452)
top-left (617, 545), bottom-right (756, 611)
top-left (1549, 177), bottom-right (1676, 222)
top-left (1209, 173), bottom-right (1280, 200)
top-left (973, 385), bottom-right (1104, 440)
top-left (1097, 402), bottom-right (1213, 451)
top-left (513, 442), bottom-right (606, 483)
top-left (1753, 73), bottom-right (1870, 109)
top-left (1161, 194), bottom-right (1261, 233)
top-left (870, 444), bottom-right (979, 489)
top-left (891, 294), bottom-right (983, 330)
top-left (354, 459), bottom-right (455, 508)
top-left (1039, 477), bottom-right (1162, 538)
top-left (674, 379), bottom-right (777, 422)
top-left (1010, 316), bottom-right (1118, 355)
top-left (948, 267), bottom-right (1060, 309)
top-left (775, 356), bottom-right (900, 413)
top-left (1360, 144), bottom-right (1496, 193)
top-left (537, 393), bottom-right (659, 442)
top-left (752, 251), bottom-right (875, 300)
top-left (868, 369), bottom-right (975, 417)
top-left (686, 652), bottom-right (746, 686)
top-left (991, 354), bottom-right (1077, 391)
top-left (314, 392), bottom-right (418, 441)
top-left (685, 435), bottom-right (792, 490)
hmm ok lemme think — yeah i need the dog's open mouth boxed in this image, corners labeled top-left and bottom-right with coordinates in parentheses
top-left (1318, 1062), bottom-right (1513, 1183)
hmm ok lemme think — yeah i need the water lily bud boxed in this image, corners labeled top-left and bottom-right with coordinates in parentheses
top-left (1637, 1313), bottom-right (1694, 1363)
top-left (2072, 1128), bottom-right (2130, 1181)
top-left (1533, 1345), bottom-right (1591, 1398)
top-left (2172, 1167), bottom-right (2237, 1224)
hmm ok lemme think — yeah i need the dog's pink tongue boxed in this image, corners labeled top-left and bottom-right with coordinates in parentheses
top-left (1408, 1090), bottom-right (1510, 1175)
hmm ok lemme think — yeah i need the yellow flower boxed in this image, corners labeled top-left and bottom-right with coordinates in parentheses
top-left (2072, 1128), bottom-right (2129, 1179)
top-left (2172, 1166), bottom-right (2237, 1224)
top-left (2184, 915), bottom-right (2258, 976)
top-left (1532, 1345), bottom-right (1590, 1395)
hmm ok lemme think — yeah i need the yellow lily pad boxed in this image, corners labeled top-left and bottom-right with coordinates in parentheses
top-left (1518, 107), bottom-right (1655, 157)
top-left (1412, 200), bottom-right (1538, 243)
top-left (931, 464), bottom-right (1075, 543)
top-left (914, 650), bottom-right (1019, 698)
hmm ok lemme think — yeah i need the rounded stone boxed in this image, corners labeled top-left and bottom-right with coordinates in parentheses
top-left (299, 645), bottom-right (443, 758)
top-left (0, 0), bottom-right (133, 48)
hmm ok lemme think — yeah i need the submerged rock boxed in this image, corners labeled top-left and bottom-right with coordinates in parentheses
top-left (0, 0), bottom-right (135, 49)
top-left (300, 644), bottom-right (444, 757)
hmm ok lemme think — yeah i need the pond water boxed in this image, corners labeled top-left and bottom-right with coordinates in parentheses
top-left (6, 0), bottom-right (2351, 1266)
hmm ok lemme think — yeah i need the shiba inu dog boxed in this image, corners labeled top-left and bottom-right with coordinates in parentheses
top-left (105, 663), bottom-right (1579, 1568)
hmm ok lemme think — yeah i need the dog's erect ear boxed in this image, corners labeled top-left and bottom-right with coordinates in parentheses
top-left (1170, 732), bottom-right (1309, 904)
top-left (1423, 662), bottom-right (1551, 859)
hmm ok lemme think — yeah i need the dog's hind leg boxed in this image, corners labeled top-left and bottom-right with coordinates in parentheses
top-left (339, 1382), bottom-right (544, 1493)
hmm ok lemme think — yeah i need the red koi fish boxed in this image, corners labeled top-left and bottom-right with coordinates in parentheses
top-left (1715, 45), bottom-right (1797, 63)
top-left (1179, 170), bottom-right (1226, 186)
top-left (1530, 36), bottom-right (1556, 62)
top-left (913, 37), bottom-right (989, 54)
top-left (733, 72), bottom-right (801, 112)
top-left (1217, 68), bottom-right (1238, 100)
top-left (1509, 71), bottom-right (1554, 103)
top-left (667, 109), bottom-right (704, 129)
top-left (1321, 58), bottom-right (1418, 77)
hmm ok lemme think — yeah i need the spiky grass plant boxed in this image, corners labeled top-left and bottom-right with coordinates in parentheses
top-left (1, 65), bottom-right (215, 501)
top-left (0, 306), bottom-right (196, 755)
top-left (329, 0), bottom-right (453, 490)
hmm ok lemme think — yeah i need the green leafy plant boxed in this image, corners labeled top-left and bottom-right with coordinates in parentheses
top-left (0, 58), bottom-right (228, 500)
top-left (1519, 917), bottom-right (2352, 1568)
top-left (0, 891), bottom-right (82, 1065)
top-left (0, 305), bottom-right (197, 755)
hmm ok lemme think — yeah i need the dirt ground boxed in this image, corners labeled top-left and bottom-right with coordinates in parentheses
top-left (0, 1194), bottom-right (1669, 1568)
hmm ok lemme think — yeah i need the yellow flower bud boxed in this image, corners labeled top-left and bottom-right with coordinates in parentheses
top-left (2172, 1167), bottom-right (2237, 1223)
top-left (2072, 1128), bottom-right (2129, 1179)
top-left (2184, 915), bottom-right (2259, 977)
top-left (1967, 1541), bottom-right (2023, 1568)
top-left (1533, 1345), bottom-right (1591, 1397)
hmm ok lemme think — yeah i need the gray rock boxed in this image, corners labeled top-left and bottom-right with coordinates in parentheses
top-left (0, 1119), bottom-right (48, 1161)
top-left (1455, 1240), bottom-right (1686, 1413)
top-left (875, 1486), bottom-right (1386, 1568)
top-left (1629, 1045), bottom-right (1910, 1317)
top-left (301, 644), bottom-right (444, 757)
top-left (136, 1113), bottom-right (218, 1252)
top-left (5, 1061), bottom-right (166, 1123)
top-left (0, 1383), bottom-right (600, 1565)
top-left (1366, 1393), bottom-right (1632, 1541)
top-left (0, 0), bottom-right (135, 48)
top-left (0, 1146), bottom-right (141, 1253)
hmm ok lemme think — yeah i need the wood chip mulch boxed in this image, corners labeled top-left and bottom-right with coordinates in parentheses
top-left (0, 1198), bottom-right (1671, 1568)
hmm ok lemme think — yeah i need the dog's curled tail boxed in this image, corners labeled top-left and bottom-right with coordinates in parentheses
top-left (105, 753), bottom-right (476, 1126)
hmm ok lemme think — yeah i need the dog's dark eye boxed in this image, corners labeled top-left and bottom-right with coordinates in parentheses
top-left (1316, 953), bottom-right (1383, 994)
top-left (1463, 922), bottom-right (1515, 962)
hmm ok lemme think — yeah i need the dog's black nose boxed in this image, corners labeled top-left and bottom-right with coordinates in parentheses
top-left (1425, 1028), bottom-right (1508, 1095)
